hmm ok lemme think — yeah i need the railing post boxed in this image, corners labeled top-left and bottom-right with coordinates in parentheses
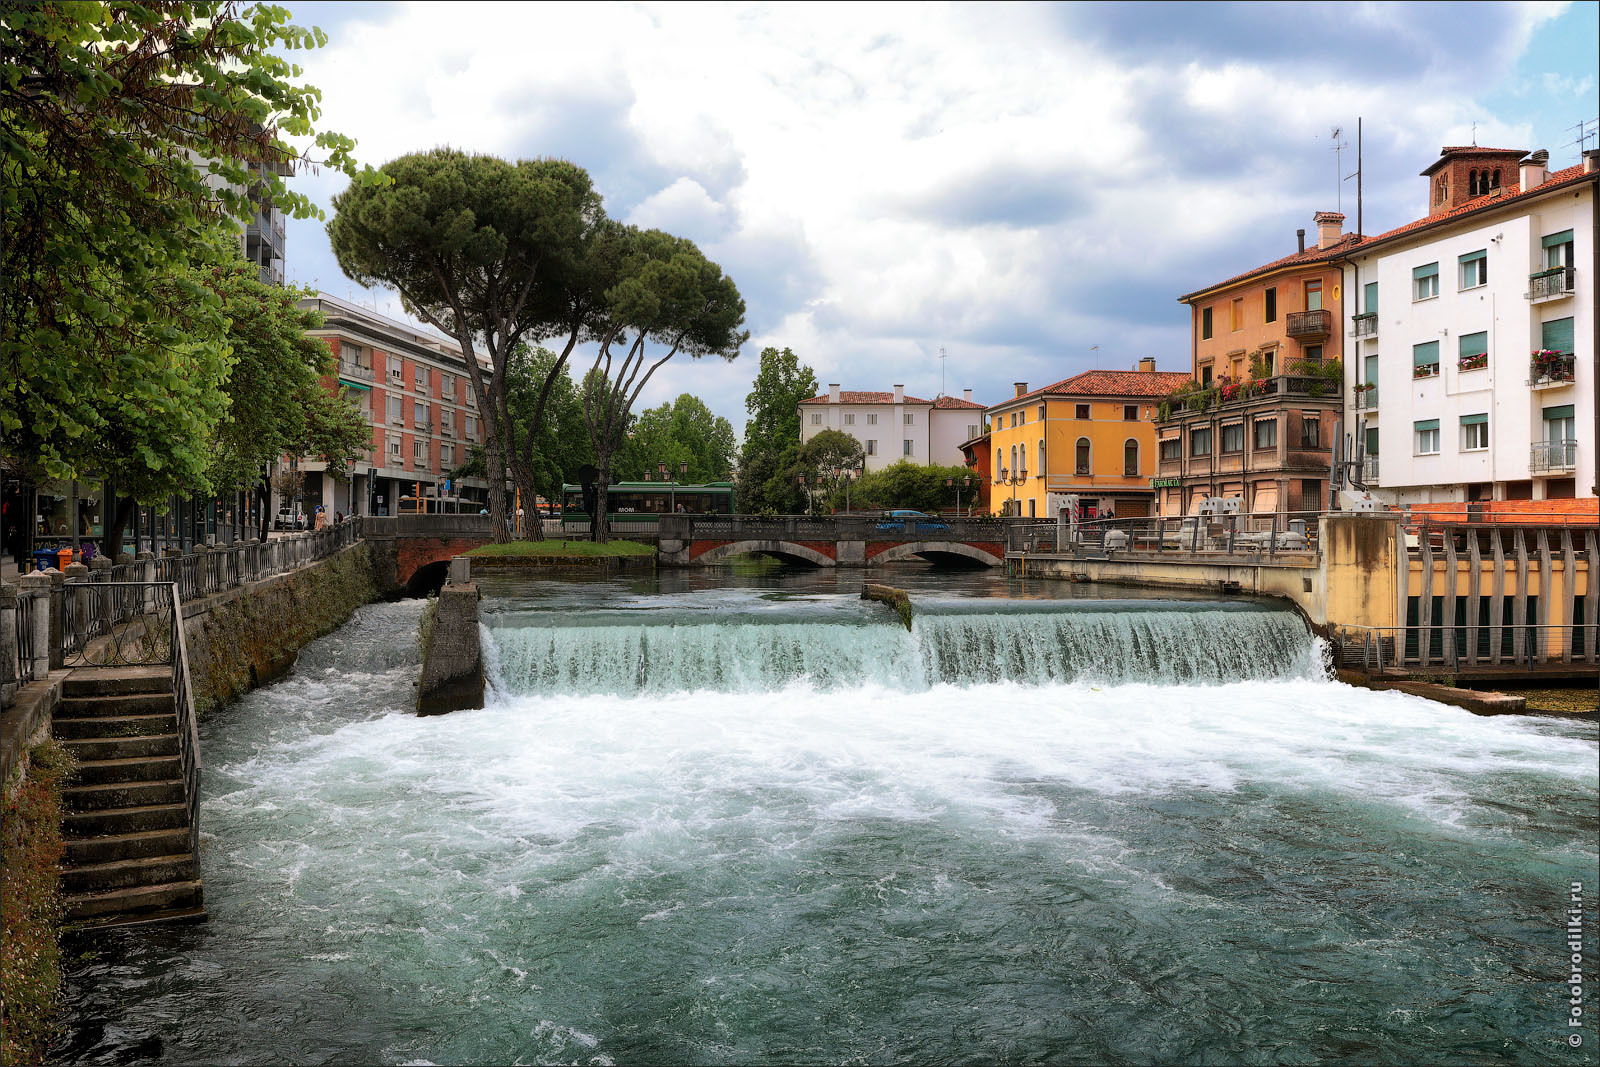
top-left (1, 583), bottom-right (17, 702)
top-left (136, 552), bottom-right (155, 612)
top-left (18, 574), bottom-right (52, 680)
top-left (64, 562), bottom-right (89, 658)
top-left (1226, 515), bottom-right (1236, 555)
top-left (1269, 513), bottom-right (1278, 558)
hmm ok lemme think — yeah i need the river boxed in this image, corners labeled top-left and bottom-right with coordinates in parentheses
top-left (56, 565), bottom-right (1598, 1065)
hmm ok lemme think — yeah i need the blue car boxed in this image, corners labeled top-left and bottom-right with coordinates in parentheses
top-left (876, 509), bottom-right (949, 531)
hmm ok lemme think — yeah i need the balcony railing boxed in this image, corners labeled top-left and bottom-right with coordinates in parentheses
top-left (1528, 351), bottom-right (1576, 387)
top-left (1361, 455), bottom-right (1379, 484)
top-left (1285, 309), bottom-right (1332, 341)
top-left (1527, 266), bottom-right (1575, 302)
top-left (1353, 386), bottom-right (1378, 411)
top-left (338, 361), bottom-right (375, 383)
top-left (1160, 371), bottom-right (1343, 420)
top-left (1529, 439), bottom-right (1577, 473)
top-left (1350, 312), bottom-right (1378, 339)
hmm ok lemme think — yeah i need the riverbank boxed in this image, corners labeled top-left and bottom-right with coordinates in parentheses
top-left (1, 739), bottom-right (73, 1066)
top-left (465, 539), bottom-right (655, 570)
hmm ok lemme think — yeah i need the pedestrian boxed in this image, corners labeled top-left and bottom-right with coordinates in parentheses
top-left (314, 505), bottom-right (328, 531)
top-left (335, 510), bottom-right (344, 525)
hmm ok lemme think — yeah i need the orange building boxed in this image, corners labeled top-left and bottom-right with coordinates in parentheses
top-left (1155, 212), bottom-right (1357, 517)
top-left (984, 360), bottom-right (1190, 518)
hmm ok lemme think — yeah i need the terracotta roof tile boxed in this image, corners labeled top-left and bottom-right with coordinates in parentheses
top-left (1360, 164), bottom-right (1590, 247)
top-left (1180, 234), bottom-right (1364, 301)
top-left (799, 390), bottom-right (932, 405)
top-left (997, 369), bottom-right (1192, 406)
top-left (931, 395), bottom-right (986, 409)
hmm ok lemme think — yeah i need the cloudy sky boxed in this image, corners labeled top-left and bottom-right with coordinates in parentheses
top-left (283, 0), bottom-right (1598, 433)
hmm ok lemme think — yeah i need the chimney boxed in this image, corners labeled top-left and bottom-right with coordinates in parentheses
top-left (1137, 357), bottom-right (1156, 373)
top-left (828, 383), bottom-right (840, 404)
top-left (893, 384), bottom-right (904, 404)
top-left (1314, 211), bottom-right (1345, 250)
top-left (1297, 228), bottom-right (1306, 253)
top-left (1014, 382), bottom-right (1028, 397)
top-left (963, 388), bottom-right (972, 402)
top-left (1585, 149), bottom-right (1600, 174)
top-left (1519, 149), bottom-right (1549, 190)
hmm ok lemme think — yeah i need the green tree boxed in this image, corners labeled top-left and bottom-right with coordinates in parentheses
top-left (736, 347), bottom-right (817, 514)
top-left (328, 149), bottom-right (602, 540)
top-left (619, 394), bottom-right (737, 484)
top-left (798, 429), bottom-right (865, 513)
top-left (580, 228), bottom-right (746, 540)
top-left (2, 0), bottom-right (365, 492)
top-left (849, 461), bottom-right (975, 513)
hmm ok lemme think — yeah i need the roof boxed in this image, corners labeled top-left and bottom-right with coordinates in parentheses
top-left (995, 369), bottom-right (1192, 407)
top-left (1419, 146), bottom-right (1526, 176)
top-left (800, 391), bottom-right (932, 405)
top-left (931, 395), bottom-right (986, 410)
top-left (1357, 163), bottom-right (1591, 250)
top-left (1179, 233), bottom-right (1363, 302)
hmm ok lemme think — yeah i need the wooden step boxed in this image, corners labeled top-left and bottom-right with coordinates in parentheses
top-left (53, 713), bottom-right (176, 740)
top-left (66, 827), bottom-right (192, 866)
top-left (63, 853), bottom-right (197, 895)
top-left (71, 755), bottom-right (182, 786)
top-left (59, 693), bottom-right (174, 717)
top-left (66, 905), bottom-right (208, 932)
top-left (62, 734), bottom-right (181, 762)
top-left (63, 802), bottom-right (189, 837)
top-left (63, 880), bottom-right (204, 921)
top-left (63, 667), bottom-right (171, 698)
top-left (62, 779), bottom-right (185, 812)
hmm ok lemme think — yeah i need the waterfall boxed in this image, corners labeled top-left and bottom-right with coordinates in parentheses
top-left (483, 601), bottom-right (1323, 696)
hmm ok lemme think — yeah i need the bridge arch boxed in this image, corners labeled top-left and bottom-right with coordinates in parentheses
top-left (405, 559), bottom-right (451, 597)
top-left (694, 539), bottom-right (834, 567)
top-left (870, 541), bottom-right (1003, 568)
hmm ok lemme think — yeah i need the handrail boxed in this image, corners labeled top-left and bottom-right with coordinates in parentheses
top-left (168, 581), bottom-right (203, 858)
top-left (1337, 622), bottom-right (1599, 673)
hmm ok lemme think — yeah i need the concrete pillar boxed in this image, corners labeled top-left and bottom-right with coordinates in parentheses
top-left (137, 551), bottom-right (156, 612)
top-left (64, 562), bottom-right (90, 657)
top-left (448, 556), bottom-right (470, 585)
top-left (17, 573), bottom-right (53, 680)
top-left (0, 583), bottom-right (17, 699)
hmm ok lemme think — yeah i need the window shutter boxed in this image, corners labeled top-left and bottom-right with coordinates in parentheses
top-left (1415, 419), bottom-right (1440, 432)
top-left (1413, 341), bottom-right (1440, 366)
top-left (1542, 229), bottom-right (1574, 249)
top-left (1459, 332), bottom-right (1488, 358)
top-left (1363, 281), bottom-right (1377, 314)
top-left (1460, 413), bottom-right (1487, 426)
top-left (1543, 405), bottom-right (1575, 421)
top-left (1541, 317), bottom-right (1575, 353)
top-left (1412, 263), bottom-right (1438, 280)
top-left (1457, 249), bottom-right (1486, 264)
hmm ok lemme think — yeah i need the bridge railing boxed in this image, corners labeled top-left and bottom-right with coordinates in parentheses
top-left (1006, 510), bottom-right (1325, 560)
top-left (664, 514), bottom-right (1015, 542)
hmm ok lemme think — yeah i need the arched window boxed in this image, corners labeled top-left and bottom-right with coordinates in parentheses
top-left (1010, 444), bottom-right (1017, 476)
top-left (1124, 438), bottom-right (1139, 477)
top-left (1037, 439), bottom-right (1045, 473)
top-left (996, 446), bottom-right (1003, 475)
top-left (1075, 437), bottom-right (1091, 475)
top-left (1468, 168), bottom-right (1478, 195)
top-left (1491, 168), bottom-right (1501, 189)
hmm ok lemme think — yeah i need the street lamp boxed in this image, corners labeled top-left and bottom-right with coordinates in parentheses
top-left (658, 460), bottom-right (691, 512)
top-left (798, 473), bottom-right (814, 517)
top-left (946, 474), bottom-right (972, 516)
top-left (998, 467), bottom-right (1026, 516)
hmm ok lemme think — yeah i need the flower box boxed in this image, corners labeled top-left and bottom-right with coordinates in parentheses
top-left (1458, 353), bottom-right (1488, 371)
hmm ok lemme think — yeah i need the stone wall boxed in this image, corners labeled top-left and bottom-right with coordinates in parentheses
top-left (182, 542), bottom-right (380, 716)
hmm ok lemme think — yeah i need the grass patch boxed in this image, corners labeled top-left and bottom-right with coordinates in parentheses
top-left (465, 539), bottom-right (655, 558)
top-left (2, 740), bottom-right (75, 1066)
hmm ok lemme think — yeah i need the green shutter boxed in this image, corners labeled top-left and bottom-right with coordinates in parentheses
top-left (1413, 341), bottom-right (1440, 366)
top-left (1543, 405), bottom-right (1574, 421)
top-left (1413, 263), bottom-right (1438, 280)
top-left (1459, 331), bottom-right (1488, 358)
top-left (1541, 317), bottom-right (1574, 353)
top-left (1542, 229), bottom-right (1574, 248)
top-left (1415, 419), bottom-right (1439, 432)
top-left (1460, 413), bottom-right (1487, 426)
top-left (1363, 281), bottom-right (1377, 314)
top-left (1364, 427), bottom-right (1379, 456)
top-left (1458, 249), bottom-right (1486, 264)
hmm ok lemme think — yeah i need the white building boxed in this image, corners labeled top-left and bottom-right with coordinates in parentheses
top-left (1344, 145), bottom-right (1597, 505)
top-left (798, 385), bottom-right (987, 472)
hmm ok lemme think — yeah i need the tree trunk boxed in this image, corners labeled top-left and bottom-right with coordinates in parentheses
top-left (510, 457), bottom-right (543, 542)
top-left (484, 435), bottom-right (511, 542)
top-left (591, 461), bottom-right (610, 543)
top-left (102, 496), bottom-right (134, 559)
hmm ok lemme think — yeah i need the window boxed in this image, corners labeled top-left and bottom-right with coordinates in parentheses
top-left (1458, 249), bottom-right (1487, 289)
top-left (1264, 287), bottom-right (1277, 323)
top-left (440, 373), bottom-right (454, 398)
top-left (1544, 229), bottom-right (1575, 271)
top-left (904, 413), bottom-right (915, 425)
top-left (1123, 439), bottom-right (1139, 476)
top-left (1123, 404), bottom-right (1138, 421)
top-left (903, 440), bottom-right (914, 456)
top-left (1302, 344), bottom-right (1323, 363)
top-left (387, 433), bottom-right (402, 458)
top-left (1362, 281), bottom-right (1377, 315)
top-left (810, 413), bottom-right (822, 425)
top-left (1413, 262), bottom-right (1439, 300)
top-left (414, 365), bottom-right (428, 390)
top-left (1200, 364), bottom-right (1213, 387)
top-left (1461, 414), bottom-right (1488, 451)
top-left (465, 415), bottom-right (477, 440)
top-left (1190, 428), bottom-right (1212, 457)
top-left (1458, 331), bottom-right (1488, 371)
top-left (414, 401), bottom-right (429, 428)
top-left (1201, 306), bottom-right (1214, 339)
top-left (1075, 403), bottom-right (1090, 420)
top-left (1304, 280), bottom-right (1323, 312)
top-left (866, 413), bottom-right (878, 425)
top-left (1221, 423), bottom-right (1244, 453)
top-left (1413, 341), bottom-right (1440, 378)
top-left (1414, 419), bottom-right (1440, 455)
top-left (844, 413), bottom-right (854, 425)
top-left (1159, 438), bottom-right (1181, 461)
top-left (1544, 404), bottom-right (1576, 443)
top-left (1301, 479), bottom-right (1321, 511)
top-left (1541, 316), bottom-right (1575, 354)
top-left (1254, 419), bottom-right (1277, 449)
top-left (1038, 405), bottom-right (1046, 422)
top-left (996, 446), bottom-right (1003, 472)
top-left (1075, 437), bottom-right (1090, 474)
top-left (1231, 298), bottom-right (1243, 331)
top-left (441, 443), bottom-right (454, 466)
top-left (1037, 440), bottom-right (1045, 472)
top-left (413, 437), bottom-right (427, 462)
top-left (1364, 427), bottom-right (1378, 458)
top-left (867, 440), bottom-right (878, 456)
top-left (387, 396), bottom-right (403, 424)
top-left (1300, 415), bottom-right (1320, 449)
top-left (967, 425), bottom-right (979, 439)
top-left (1010, 445), bottom-right (1017, 475)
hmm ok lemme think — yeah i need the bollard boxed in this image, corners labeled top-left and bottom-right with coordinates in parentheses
top-left (448, 556), bottom-right (471, 586)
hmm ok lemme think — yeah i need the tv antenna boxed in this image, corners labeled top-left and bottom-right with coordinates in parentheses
top-left (1331, 126), bottom-right (1349, 213)
top-left (1563, 117), bottom-right (1598, 158)
top-left (938, 345), bottom-right (947, 396)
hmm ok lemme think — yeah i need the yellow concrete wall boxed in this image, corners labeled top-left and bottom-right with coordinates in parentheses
top-left (987, 396), bottom-right (1162, 516)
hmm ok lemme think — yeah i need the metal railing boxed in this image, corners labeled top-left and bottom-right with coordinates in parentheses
top-left (1529, 439), bottom-right (1578, 473)
top-left (1528, 353), bottom-right (1576, 386)
top-left (1285, 309), bottom-right (1332, 339)
top-left (1350, 312), bottom-right (1378, 338)
top-left (338, 360), bottom-right (375, 382)
top-left (1362, 456), bottom-right (1380, 484)
top-left (1353, 386), bottom-right (1378, 410)
top-left (1004, 510), bottom-right (1324, 559)
top-left (14, 592), bottom-right (35, 684)
top-left (1527, 266), bottom-right (1575, 301)
top-left (1338, 623), bottom-right (1599, 673)
top-left (59, 581), bottom-right (176, 667)
top-left (170, 584), bottom-right (203, 857)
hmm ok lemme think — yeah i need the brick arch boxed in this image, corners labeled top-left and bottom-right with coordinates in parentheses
top-left (869, 541), bottom-right (1004, 567)
top-left (692, 539), bottom-right (835, 567)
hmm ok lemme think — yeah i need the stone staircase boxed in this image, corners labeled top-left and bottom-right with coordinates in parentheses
top-left (53, 667), bottom-right (205, 928)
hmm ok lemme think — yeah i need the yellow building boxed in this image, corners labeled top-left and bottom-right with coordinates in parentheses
top-left (986, 361), bottom-right (1190, 518)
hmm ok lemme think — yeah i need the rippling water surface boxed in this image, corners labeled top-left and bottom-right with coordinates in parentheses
top-left (56, 568), bottom-right (1598, 1066)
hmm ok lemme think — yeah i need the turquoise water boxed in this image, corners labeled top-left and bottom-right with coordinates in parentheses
top-left (57, 573), bottom-right (1598, 1065)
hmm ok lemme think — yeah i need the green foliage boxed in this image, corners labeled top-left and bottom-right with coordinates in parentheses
top-left (1, 740), bottom-right (75, 1067)
top-left (799, 429), bottom-right (865, 511)
top-left (451, 346), bottom-right (596, 505)
top-left (848, 461), bottom-right (977, 513)
top-left (2, 0), bottom-right (366, 490)
top-left (617, 393), bottom-right (737, 483)
top-left (736, 347), bottom-right (817, 514)
top-left (417, 594), bottom-right (439, 658)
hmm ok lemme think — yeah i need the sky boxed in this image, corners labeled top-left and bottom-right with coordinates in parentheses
top-left (280, 0), bottom-right (1600, 436)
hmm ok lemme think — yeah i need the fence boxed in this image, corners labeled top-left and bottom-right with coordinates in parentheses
top-left (1005, 510), bottom-right (1324, 559)
top-left (1338, 623), bottom-right (1599, 673)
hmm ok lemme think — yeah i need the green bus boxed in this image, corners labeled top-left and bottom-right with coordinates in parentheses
top-left (560, 481), bottom-right (736, 524)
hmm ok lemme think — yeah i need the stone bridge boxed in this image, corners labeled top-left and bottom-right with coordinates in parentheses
top-left (363, 515), bottom-right (496, 594)
top-left (656, 514), bottom-right (1006, 568)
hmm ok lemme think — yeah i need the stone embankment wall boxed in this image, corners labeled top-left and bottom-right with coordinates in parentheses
top-left (183, 542), bottom-right (379, 715)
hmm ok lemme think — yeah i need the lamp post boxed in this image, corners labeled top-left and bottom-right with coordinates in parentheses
top-left (946, 474), bottom-right (972, 516)
top-left (658, 460), bottom-right (690, 512)
top-left (797, 473), bottom-right (810, 516)
top-left (998, 467), bottom-right (1025, 516)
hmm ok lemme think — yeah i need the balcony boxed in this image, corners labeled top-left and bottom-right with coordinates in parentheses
top-left (1361, 455), bottom-right (1379, 484)
top-left (1527, 266), bottom-right (1575, 303)
top-left (1529, 439), bottom-right (1577, 473)
top-left (1350, 312), bottom-right (1378, 339)
top-left (1158, 369), bottom-right (1344, 423)
top-left (1285, 309), bottom-right (1332, 341)
top-left (338, 360), bottom-right (375, 383)
top-left (1528, 351), bottom-right (1576, 388)
top-left (1353, 385), bottom-right (1378, 411)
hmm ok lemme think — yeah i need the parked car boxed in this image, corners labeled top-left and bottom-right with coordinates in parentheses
top-left (876, 509), bottom-right (949, 531)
